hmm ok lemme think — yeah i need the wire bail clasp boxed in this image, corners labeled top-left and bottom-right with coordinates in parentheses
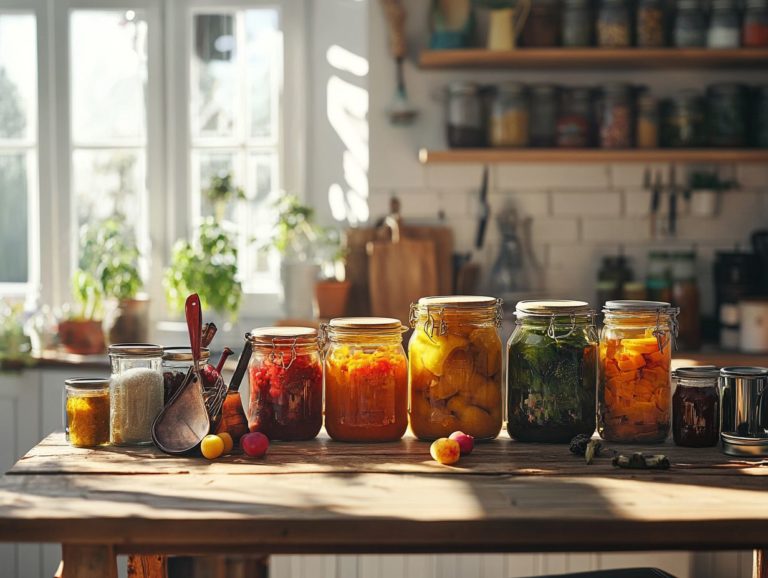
top-left (270, 336), bottom-right (298, 370)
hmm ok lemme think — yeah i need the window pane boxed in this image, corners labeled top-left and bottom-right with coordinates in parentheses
top-left (0, 13), bottom-right (36, 141)
top-left (195, 150), bottom-right (236, 220)
top-left (0, 153), bottom-right (29, 282)
top-left (240, 152), bottom-right (277, 283)
top-left (72, 149), bottom-right (145, 232)
top-left (245, 10), bottom-right (279, 140)
top-left (71, 10), bottom-right (148, 143)
top-left (192, 14), bottom-right (237, 139)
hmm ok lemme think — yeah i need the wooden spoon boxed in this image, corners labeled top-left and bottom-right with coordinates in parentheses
top-left (152, 294), bottom-right (210, 454)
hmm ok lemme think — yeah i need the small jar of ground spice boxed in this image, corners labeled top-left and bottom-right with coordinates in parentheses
top-left (65, 378), bottom-right (110, 447)
top-left (600, 83), bottom-right (633, 149)
top-left (743, 0), bottom-right (768, 47)
top-left (637, 0), bottom-right (666, 47)
top-left (636, 92), bottom-right (659, 149)
top-left (598, 0), bottom-right (632, 47)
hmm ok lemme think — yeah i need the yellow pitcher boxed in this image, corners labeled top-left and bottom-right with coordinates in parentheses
top-left (487, 0), bottom-right (531, 50)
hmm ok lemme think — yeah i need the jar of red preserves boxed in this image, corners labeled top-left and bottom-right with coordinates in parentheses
top-left (247, 327), bottom-right (323, 441)
top-left (672, 366), bottom-right (720, 447)
top-left (323, 317), bottom-right (408, 442)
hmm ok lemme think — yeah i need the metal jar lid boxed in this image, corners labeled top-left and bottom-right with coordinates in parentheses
top-left (721, 432), bottom-right (768, 458)
top-left (108, 343), bottom-right (163, 358)
top-left (720, 366), bottom-right (768, 378)
top-left (516, 300), bottom-right (592, 317)
top-left (162, 346), bottom-right (211, 362)
top-left (604, 300), bottom-right (674, 312)
top-left (673, 365), bottom-right (720, 379)
top-left (64, 377), bottom-right (110, 390)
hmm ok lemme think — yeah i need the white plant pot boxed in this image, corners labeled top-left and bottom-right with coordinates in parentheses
top-left (280, 262), bottom-right (320, 320)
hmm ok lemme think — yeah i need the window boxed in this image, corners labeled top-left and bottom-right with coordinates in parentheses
top-left (0, 11), bottom-right (37, 290)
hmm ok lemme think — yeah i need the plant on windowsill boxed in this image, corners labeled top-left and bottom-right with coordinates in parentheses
top-left (313, 228), bottom-right (351, 320)
top-left (0, 301), bottom-right (33, 371)
top-left (164, 217), bottom-right (242, 319)
top-left (204, 172), bottom-right (246, 223)
top-left (58, 270), bottom-right (107, 355)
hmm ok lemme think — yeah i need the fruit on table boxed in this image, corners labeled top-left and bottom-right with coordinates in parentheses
top-left (409, 325), bottom-right (502, 440)
top-left (241, 432), bottom-right (270, 458)
top-left (449, 431), bottom-right (474, 455)
top-left (201, 434), bottom-right (225, 460)
top-left (218, 431), bottom-right (234, 453)
top-left (430, 438), bottom-right (461, 465)
top-left (599, 333), bottom-right (671, 443)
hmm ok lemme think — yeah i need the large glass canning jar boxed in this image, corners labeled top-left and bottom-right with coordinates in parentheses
top-left (598, 300), bottom-right (679, 443)
top-left (507, 301), bottom-right (598, 443)
top-left (247, 327), bottom-right (323, 441)
top-left (409, 296), bottom-right (503, 441)
top-left (324, 317), bottom-right (408, 442)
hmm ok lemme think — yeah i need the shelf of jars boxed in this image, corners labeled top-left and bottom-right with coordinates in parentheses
top-left (418, 148), bottom-right (768, 164)
top-left (419, 48), bottom-right (768, 70)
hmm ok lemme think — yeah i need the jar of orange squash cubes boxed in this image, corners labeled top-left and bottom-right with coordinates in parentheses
top-left (409, 296), bottom-right (503, 441)
top-left (323, 317), bottom-right (408, 442)
top-left (598, 300), bottom-right (679, 443)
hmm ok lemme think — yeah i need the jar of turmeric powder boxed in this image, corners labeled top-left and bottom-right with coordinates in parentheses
top-left (323, 317), bottom-right (408, 442)
top-left (598, 300), bottom-right (679, 443)
top-left (408, 296), bottom-right (503, 441)
top-left (65, 378), bottom-right (110, 447)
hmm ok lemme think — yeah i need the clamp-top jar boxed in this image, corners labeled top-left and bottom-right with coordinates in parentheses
top-left (323, 318), bottom-right (408, 442)
top-left (247, 327), bottom-right (323, 441)
top-left (409, 296), bottom-right (503, 441)
top-left (598, 301), bottom-right (679, 443)
top-left (672, 366), bottom-right (720, 447)
top-left (507, 301), bottom-right (598, 443)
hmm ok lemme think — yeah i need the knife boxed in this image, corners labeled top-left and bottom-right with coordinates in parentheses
top-left (475, 165), bottom-right (490, 251)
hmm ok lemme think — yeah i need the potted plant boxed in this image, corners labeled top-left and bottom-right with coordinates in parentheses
top-left (59, 270), bottom-right (107, 355)
top-left (204, 171), bottom-right (246, 223)
top-left (313, 228), bottom-right (351, 320)
top-left (164, 217), bottom-right (242, 319)
top-left (0, 300), bottom-right (33, 371)
top-left (79, 217), bottom-right (147, 344)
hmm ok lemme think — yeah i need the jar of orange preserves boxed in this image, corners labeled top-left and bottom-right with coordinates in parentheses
top-left (408, 296), bottom-right (503, 441)
top-left (598, 300), bottom-right (679, 443)
top-left (323, 317), bottom-right (408, 442)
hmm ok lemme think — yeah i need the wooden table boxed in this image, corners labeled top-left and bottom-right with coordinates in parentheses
top-left (1, 432), bottom-right (767, 578)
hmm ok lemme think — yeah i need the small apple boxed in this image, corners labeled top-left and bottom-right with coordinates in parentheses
top-left (449, 431), bottom-right (475, 455)
top-left (430, 438), bottom-right (461, 465)
top-left (241, 432), bottom-right (269, 458)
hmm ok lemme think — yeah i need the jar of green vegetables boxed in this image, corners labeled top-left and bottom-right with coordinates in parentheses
top-left (506, 300), bottom-right (598, 443)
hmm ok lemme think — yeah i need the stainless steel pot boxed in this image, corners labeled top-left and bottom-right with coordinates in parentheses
top-left (719, 366), bottom-right (768, 456)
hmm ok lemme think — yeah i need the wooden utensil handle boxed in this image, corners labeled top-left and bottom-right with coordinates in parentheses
top-left (229, 340), bottom-right (253, 393)
top-left (185, 294), bottom-right (202, 364)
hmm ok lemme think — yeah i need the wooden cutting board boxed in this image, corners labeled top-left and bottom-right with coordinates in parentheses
top-left (367, 234), bottom-right (439, 323)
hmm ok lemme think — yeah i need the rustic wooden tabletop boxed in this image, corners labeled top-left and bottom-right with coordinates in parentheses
top-left (1, 432), bottom-right (767, 577)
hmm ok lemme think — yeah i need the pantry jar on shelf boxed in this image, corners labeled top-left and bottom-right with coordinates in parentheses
top-left (598, 300), bottom-right (679, 444)
top-left (409, 296), bottom-right (503, 441)
top-left (247, 327), bottom-right (323, 441)
top-left (323, 317), bottom-right (408, 442)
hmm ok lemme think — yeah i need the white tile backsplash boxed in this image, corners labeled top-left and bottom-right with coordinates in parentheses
top-left (496, 163), bottom-right (612, 189)
top-left (552, 191), bottom-right (622, 217)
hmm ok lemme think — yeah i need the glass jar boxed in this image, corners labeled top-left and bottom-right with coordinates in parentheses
top-left (674, 0), bottom-right (707, 47)
top-left (162, 346), bottom-right (210, 405)
top-left (646, 250), bottom-right (673, 302)
top-left (636, 92), bottom-right (659, 149)
top-left (744, 0), bottom-right (768, 46)
top-left (507, 301), bottom-right (598, 443)
top-left (598, 300), bottom-right (679, 443)
top-left (671, 251), bottom-right (701, 351)
top-left (109, 344), bottom-right (164, 446)
top-left (672, 366), bottom-right (720, 447)
top-left (530, 84), bottom-right (559, 148)
top-left (707, 83), bottom-right (747, 148)
top-left (64, 378), bottom-right (110, 448)
top-left (246, 327), bottom-right (323, 441)
top-left (597, 255), bottom-right (634, 305)
top-left (563, 0), bottom-right (593, 47)
top-left (637, 0), bottom-right (666, 47)
top-left (662, 90), bottom-right (706, 148)
top-left (600, 84), bottom-right (632, 149)
top-left (557, 87), bottom-right (593, 148)
top-left (324, 317), bottom-right (408, 442)
top-left (490, 82), bottom-right (529, 148)
top-left (598, 0), bottom-right (632, 47)
top-left (409, 296), bottom-right (503, 441)
top-left (445, 82), bottom-right (485, 148)
top-left (708, 0), bottom-right (742, 48)
top-left (521, 0), bottom-right (561, 47)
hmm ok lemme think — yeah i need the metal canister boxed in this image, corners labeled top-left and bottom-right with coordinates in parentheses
top-left (719, 366), bottom-right (768, 456)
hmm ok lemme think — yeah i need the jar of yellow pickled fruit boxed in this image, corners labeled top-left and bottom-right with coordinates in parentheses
top-left (598, 300), bottom-right (679, 443)
top-left (408, 296), bottom-right (503, 441)
top-left (323, 317), bottom-right (409, 442)
top-left (64, 378), bottom-right (110, 447)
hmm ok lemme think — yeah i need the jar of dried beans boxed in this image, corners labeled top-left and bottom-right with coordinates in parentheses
top-left (162, 346), bottom-right (210, 405)
top-left (598, 300), bottom-right (679, 444)
top-left (324, 318), bottom-right (408, 442)
top-left (247, 327), bottom-right (323, 441)
top-left (409, 296), bottom-right (503, 441)
top-left (598, 0), bottom-right (632, 47)
top-left (600, 83), bottom-right (633, 149)
top-left (637, 0), bottom-right (665, 47)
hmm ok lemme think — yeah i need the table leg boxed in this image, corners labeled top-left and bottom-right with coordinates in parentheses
top-left (755, 549), bottom-right (768, 578)
top-left (61, 544), bottom-right (117, 578)
top-left (128, 554), bottom-right (168, 578)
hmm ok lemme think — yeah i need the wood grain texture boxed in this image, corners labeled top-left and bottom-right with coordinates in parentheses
top-left (127, 554), bottom-right (167, 578)
top-left (755, 550), bottom-right (768, 578)
top-left (62, 544), bottom-right (117, 578)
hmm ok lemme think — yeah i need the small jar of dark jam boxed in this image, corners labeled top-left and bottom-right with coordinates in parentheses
top-left (672, 366), bottom-right (720, 447)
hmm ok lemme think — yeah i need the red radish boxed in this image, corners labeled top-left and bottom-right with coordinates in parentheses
top-left (241, 432), bottom-right (269, 458)
top-left (449, 431), bottom-right (475, 455)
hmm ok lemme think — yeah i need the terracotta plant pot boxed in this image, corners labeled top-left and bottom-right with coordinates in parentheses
top-left (58, 319), bottom-right (106, 355)
top-left (314, 280), bottom-right (351, 320)
top-left (106, 297), bottom-right (150, 345)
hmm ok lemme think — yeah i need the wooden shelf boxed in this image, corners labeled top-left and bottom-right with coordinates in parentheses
top-left (419, 148), bottom-right (768, 164)
top-left (419, 48), bottom-right (768, 70)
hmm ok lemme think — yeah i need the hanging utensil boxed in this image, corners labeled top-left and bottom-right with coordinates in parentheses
top-left (381, 0), bottom-right (418, 126)
top-left (152, 294), bottom-right (210, 455)
top-left (213, 336), bottom-right (253, 443)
